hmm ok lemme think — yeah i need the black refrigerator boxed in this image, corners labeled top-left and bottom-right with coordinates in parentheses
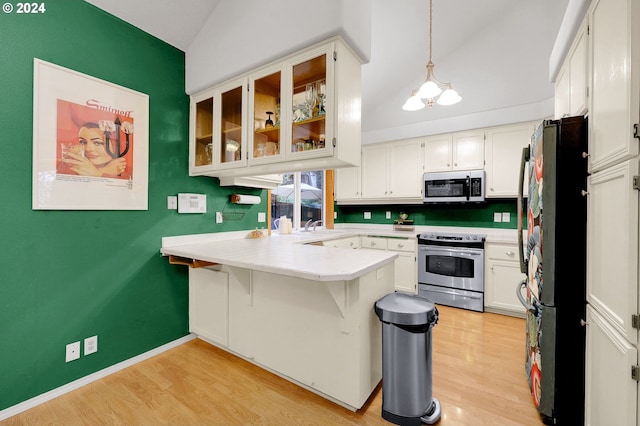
top-left (516, 116), bottom-right (588, 425)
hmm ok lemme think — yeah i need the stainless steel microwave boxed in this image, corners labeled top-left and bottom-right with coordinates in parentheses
top-left (423, 170), bottom-right (485, 203)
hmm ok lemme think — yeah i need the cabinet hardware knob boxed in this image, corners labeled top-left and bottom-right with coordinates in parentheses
top-left (506, 251), bottom-right (514, 256)
top-left (581, 152), bottom-right (590, 158)
top-left (581, 190), bottom-right (589, 196)
top-left (580, 319), bottom-right (589, 327)
top-left (398, 243), bottom-right (404, 248)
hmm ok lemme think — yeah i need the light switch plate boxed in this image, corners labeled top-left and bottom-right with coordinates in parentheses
top-left (502, 212), bottom-right (511, 223)
top-left (177, 193), bottom-right (207, 213)
top-left (364, 212), bottom-right (372, 220)
top-left (258, 212), bottom-right (266, 222)
top-left (216, 212), bottom-right (223, 223)
top-left (386, 211), bottom-right (391, 219)
top-left (493, 212), bottom-right (502, 222)
top-left (84, 335), bottom-right (98, 355)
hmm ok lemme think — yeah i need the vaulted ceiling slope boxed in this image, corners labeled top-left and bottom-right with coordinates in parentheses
top-left (85, 0), bottom-right (569, 143)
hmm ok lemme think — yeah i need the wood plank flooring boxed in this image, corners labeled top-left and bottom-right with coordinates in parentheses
top-left (3, 306), bottom-right (543, 425)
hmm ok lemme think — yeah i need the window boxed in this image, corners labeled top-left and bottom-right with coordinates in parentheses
top-left (271, 171), bottom-right (324, 230)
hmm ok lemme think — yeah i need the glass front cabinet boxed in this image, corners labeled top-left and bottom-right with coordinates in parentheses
top-left (189, 37), bottom-right (361, 180)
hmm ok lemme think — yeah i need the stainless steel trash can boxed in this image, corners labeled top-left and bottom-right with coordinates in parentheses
top-left (374, 292), bottom-right (441, 425)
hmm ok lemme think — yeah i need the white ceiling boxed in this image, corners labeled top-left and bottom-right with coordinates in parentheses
top-left (85, 0), bottom-right (570, 142)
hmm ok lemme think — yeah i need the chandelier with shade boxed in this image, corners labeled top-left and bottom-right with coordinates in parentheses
top-left (402, 0), bottom-right (462, 111)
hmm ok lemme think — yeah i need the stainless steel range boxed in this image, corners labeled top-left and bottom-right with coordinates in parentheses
top-left (417, 232), bottom-right (486, 312)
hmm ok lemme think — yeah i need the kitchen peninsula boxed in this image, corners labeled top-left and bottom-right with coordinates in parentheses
top-left (161, 231), bottom-right (398, 411)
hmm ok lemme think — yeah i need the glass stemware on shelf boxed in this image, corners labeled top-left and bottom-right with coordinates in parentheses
top-left (317, 80), bottom-right (326, 116)
top-left (305, 83), bottom-right (317, 120)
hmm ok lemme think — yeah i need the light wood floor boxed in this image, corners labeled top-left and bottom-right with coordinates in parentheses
top-left (4, 306), bottom-right (543, 425)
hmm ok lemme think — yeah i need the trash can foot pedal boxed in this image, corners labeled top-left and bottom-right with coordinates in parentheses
top-left (420, 398), bottom-right (441, 425)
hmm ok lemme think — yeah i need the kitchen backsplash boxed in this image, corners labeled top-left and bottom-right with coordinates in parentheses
top-left (335, 199), bottom-right (518, 229)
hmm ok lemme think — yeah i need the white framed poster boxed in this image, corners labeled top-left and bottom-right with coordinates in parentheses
top-left (32, 58), bottom-right (149, 210)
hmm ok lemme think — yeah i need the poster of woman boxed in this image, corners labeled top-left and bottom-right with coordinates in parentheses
top-left (33, 59), bottom-right (149, 210)
top-left (57, 99), bottom-right (134, 180)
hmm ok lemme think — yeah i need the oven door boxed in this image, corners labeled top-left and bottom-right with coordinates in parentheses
top-left (417, 245), bottom-right (484, 292)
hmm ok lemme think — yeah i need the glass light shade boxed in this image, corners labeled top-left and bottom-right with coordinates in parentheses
top-left (402, 94), bottom-right (425, 111)
top-left (416, 80), bottom-right (442, 99)
top-left (436, 88), bottom-right (462, 105)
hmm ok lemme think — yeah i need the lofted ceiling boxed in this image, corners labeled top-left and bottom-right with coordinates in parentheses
top-left (85, 0), bottom-right (570, 143)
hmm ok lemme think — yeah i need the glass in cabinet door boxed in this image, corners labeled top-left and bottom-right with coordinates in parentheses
top-left (194, 97), bottom-right (213, 167)
top-left (291, 52), bottom-right (327, 155)
top-left (220, 85), bottom-right (244, 165)
top-left (251, 69), bottom-right (281, 161)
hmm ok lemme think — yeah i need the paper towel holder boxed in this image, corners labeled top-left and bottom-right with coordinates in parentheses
top-left (230, 194), bottom-right (261, 205)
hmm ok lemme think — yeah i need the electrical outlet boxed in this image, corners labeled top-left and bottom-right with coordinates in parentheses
top-left (334, 212), bottom-right (337, 219)
top-left (364, 212), bottom-right (372, 220)
top-left (84, 335), bottom-right (98, 356)
top-left (386, 211), bottom-right (391, 219)
top-left (502, 212), bottom-right (511, 223)
top-left (216, 212), bottom-right (223, 224)
top-left (258, 212), bottom-right (266, 222)
top-left (167, 196), bottom-right (177, 210)
top-left (66, 341), bottom-right (80, 362)
top-left (493, 212), bottom-right (502, 222)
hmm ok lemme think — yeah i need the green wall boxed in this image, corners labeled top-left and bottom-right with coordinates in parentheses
top-left (0, 1), bottom-right (264, 411)
top-left (335, 199), bottom-right (519, 229)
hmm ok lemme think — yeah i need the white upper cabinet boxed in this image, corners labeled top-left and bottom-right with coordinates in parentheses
top-left (360, 138), bottom-right (423, 202)
top-left (423, 130), bottom-right (484, 173)
top-left (334, 165), bottom-right (361, 201)
top-left (588, 0), bottom-right (640, 173)
top-left (554, 18), bottom-right (589, 119)
top-left (485, 122), bottom-right (535, 198)
top-left (189, 37), bottom-right (362, 180)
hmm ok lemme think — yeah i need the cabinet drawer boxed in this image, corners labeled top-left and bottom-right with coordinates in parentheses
top-left (386, 238), bottom-right (416, 253)
top-left (486, 243), bottom-right (519, 262)
top-left (361, 236), bottom-right (387, 250)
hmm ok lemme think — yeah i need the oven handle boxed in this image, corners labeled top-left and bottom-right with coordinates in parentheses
top-left (418, 246), bottom-right (483, 256)
top-left (423, 286), bottom-right (483, 300)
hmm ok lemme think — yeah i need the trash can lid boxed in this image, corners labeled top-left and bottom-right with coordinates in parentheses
top-left (374, 292), bottom-right (437, 326)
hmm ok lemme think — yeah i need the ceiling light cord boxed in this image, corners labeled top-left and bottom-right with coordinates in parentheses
top-left (402, 0), bottom-right (461, 111)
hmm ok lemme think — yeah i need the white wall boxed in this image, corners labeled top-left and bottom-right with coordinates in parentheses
top-left (185, 0), bottom-right (372, 95)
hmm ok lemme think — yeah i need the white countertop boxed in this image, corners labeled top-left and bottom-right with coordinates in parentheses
top-left (161, 231), bottom-right (398, 282)
top-left (160, 224), bottom-right (519, 282)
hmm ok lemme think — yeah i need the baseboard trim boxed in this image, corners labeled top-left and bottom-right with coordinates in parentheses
top-left (0, 334), bottom-right (196, 421)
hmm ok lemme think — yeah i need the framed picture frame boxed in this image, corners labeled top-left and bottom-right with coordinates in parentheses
top-left (32, 58), bottom-right (149, 210)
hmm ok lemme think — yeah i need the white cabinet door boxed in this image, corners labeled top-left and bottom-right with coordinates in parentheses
top-left (569, 20), bottom-right (588, 116)
top-left (423, 134), bottom-right (453, 172)
top-left (589, 0), bottom-right (640, 172)
top-left (485, 123), bottom-right (534, 198)
top-left (451, 130), bottom-right (484, 170)
top-left (388, 138), bottom-right (423, 199)
top-left (334, 165), bottom-right (361, 201)
top-left (587, 159), bottom-right (638, 345)
top-left (361, 144), bottom-right (388, 198)
top-left (189, 267), bottom-right (229, 347)
top-left (585, 305), bottom-right (637, 426)
top-left (554, 18), bottom-right (589, 119)
top-left (554, 65), bottom-right (571, 119)
top-left (395, 252), bottom-right (416, 294)
top-left (484, 242), bottom-right (525, 317)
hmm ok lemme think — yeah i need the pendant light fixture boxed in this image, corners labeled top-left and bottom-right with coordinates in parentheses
top-left (402, 0), bottom-right (461, 111)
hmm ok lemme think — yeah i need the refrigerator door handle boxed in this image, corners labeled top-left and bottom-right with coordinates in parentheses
top-left (516, 279), bottom-right (538, 315)
top-left (517, 146), bottom-right (530, 274)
